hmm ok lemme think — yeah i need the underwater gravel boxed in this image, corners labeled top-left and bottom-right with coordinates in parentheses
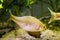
top-left (0, 29), bottom-right (60, 40)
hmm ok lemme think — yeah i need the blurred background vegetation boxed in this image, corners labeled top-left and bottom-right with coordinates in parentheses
top-left (0, 0), bottom-right (60, 38)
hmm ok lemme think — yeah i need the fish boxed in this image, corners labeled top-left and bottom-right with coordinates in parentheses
top-left (48, 8), bottom-right (60, 24)
top-left (10, 13), bottom-right (46, 38)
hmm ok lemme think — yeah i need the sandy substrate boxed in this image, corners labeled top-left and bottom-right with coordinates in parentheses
top-left (0, 29), bottom-right (60, 40)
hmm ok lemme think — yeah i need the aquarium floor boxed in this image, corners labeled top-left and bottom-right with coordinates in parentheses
top-left (0, 29), bottom-right (60, 40)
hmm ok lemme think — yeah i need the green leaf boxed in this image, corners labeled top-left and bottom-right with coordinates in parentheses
top-left (26, 0), bottom-right (35, 6)
top-left (0, 0), bottom-right (3, 2)
top-left (0, 4), bottom-right (3, 8)
top-left (30, 0), bottom-right (35, 5)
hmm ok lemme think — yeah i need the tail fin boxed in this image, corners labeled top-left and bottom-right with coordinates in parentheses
top-left (48, 8), bottom-right (55, 15)
top-left (48, 8), bottom-right (56, 24)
